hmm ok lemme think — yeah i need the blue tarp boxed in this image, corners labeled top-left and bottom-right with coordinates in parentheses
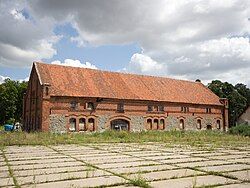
top-left (4, 124), bottom-right (14, 131)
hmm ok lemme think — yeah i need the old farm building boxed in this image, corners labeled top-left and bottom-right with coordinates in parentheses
top-left (23, 62), bottom-right (229, 133)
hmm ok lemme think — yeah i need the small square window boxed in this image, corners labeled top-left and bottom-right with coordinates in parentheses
top-left (87, 102), bottom-right (94, 110)
top-left (206, 108), bottom-right (211, 113)
top-left (148, 105), bottom-right (153, 112)
top-left (159, 105), bottom-right (164, 112)
top-left (153, 106), bottom-right (158, 111)
top-left (117, 103), bottom-right (124, 112)
top-left (70, 101), bottom-right (78, 109)
top-left (181, 107), bottom-right (189, 113)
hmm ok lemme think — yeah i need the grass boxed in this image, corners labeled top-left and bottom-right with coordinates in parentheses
top-left (0, 130), bottom-right (249, 147)
top-left (130, 175), bottom-right (151, 188)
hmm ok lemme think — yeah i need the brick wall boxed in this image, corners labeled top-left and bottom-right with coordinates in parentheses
top-left (23, 66), bottom-right (228, 133)
top-left (42, 96), bottom-right (227, 133)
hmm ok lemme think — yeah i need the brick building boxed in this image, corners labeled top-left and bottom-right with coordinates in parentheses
top-left (23, 62), bottom-right (229, 133)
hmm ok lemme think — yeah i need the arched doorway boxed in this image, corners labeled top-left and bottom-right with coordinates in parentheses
top-left (111, 119), bottom-right (129, 131)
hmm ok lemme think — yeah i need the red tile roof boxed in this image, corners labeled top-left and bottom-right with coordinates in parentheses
top-left (34, 62), bottom-right (222, 106)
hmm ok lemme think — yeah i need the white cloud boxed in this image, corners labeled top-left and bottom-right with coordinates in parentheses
top-left (0, 75), bottom-right (10, 84)
top-left (1, 0), bottom-right (250, 86)
top-left (0, 1), bottom-right (59, 68)
top-left (0, 75), bottom-right (28, 84)
top-left (26, 0), bottom-right (250, 86)
top-left (51, 59), bottom-right (97, 69)
top-left (199, 37), bottom-right (250, 60)
top-left (124, 53), bottom-right (164, 75)
top-left (10, 9), bottom-right (25, 21)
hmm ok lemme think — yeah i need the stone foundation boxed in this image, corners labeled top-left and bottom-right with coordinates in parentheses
top-left (49, 114), bottom-right (221, 133)
top-left (49, 115), bottom-right (67, 133)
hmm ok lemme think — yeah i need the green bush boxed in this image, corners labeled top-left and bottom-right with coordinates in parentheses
top-left (229, 124), bottom-right (250, 136)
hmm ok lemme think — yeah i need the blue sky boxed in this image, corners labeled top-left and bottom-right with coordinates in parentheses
top-left (0, 23), bottom-right (141, 80)
top-left (0, 0), bottom-right (250, 86)
top-left (52, 23), bottom-right (141, 71)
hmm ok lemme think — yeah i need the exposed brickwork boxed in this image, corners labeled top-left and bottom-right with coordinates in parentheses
top-left (23, 62), bottom-right (229, 132)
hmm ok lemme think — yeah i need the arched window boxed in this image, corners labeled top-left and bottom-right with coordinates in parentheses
top-left (159, 119), bottom-right (165, 130)
top-left (69, 118), bottom-right (76, 132)
top-left (216, 120), bottom-right (221, 130)
top-left (153, 119), bottom-right (159, 130)
top-left (147, 119), bottom-right (152, 130)
top-left (79, 118), bottom-right (86, 131)
top-left (88, 118), bottom-right (95, 131)
top-left (180, 119), bottom-right (184, 130)
top-left (197, 119), bottom-right (202, 129)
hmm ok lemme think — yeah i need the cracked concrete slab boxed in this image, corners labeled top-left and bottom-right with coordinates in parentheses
top-left (224, 170), bottom-right (250, 181)
top-left (127, 168), bottom-right (204, 181)
top-left (27, 175), bottom-right (127, 188)
top-left (2, 143), bottom-right (250, 188)
top-left (150, 175), bottom-right (238, 188)
top-left (198, 164), bottom-right (250, 172)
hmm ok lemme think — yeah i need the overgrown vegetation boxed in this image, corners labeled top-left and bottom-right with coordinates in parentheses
top-left (229, 124), bottom-right (250, 137)
top-left (0, 130), bottom-right (249, 147)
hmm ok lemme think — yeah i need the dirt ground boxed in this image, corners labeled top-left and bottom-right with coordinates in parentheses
top-left (0, 143), bottom-right (249, 188)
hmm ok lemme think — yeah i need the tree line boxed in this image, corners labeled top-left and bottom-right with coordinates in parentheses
top-left (0, 79), bottom-right (27, 125)
top-left (208, 80), bottom-right (250, 126)
top-left (0, 78), bottom-right (249, 127)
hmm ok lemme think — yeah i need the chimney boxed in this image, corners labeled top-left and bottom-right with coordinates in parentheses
top-left (195, 79), bottom-right (201, 83)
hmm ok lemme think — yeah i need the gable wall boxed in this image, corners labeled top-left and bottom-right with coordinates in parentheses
top-left (23, 66), bottom-right (43, 131)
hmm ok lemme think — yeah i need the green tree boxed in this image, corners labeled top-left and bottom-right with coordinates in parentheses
top-left (234, 83), bottom-right (250, 105)
top-left (208, 80), bottom-right (248, 127)
top-left (0, 79), bottom-right (27, 125)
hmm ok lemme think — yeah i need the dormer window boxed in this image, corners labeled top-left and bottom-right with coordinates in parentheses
top-left (87, 102), bottom-right (94, 110)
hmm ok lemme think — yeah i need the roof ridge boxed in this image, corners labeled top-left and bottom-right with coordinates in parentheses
top-left (34, 61), bottom-right (199, 85)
